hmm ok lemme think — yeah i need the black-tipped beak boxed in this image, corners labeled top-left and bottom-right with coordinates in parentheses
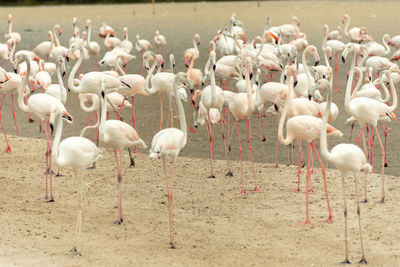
top-left (191, 100), bottom-right (195, 105)
top-left (201, 81), bottom-right (204, 86)
top-left (66, 56), bottom-right (70, 62)
top-left (255, 81), bottom-right (259, 86)
top-left (341, 56), bottom-right (345, 64)
top-left (213, 64), bottom-right (216, 71)
top-left (322, 75), bottom-right (326, 79)
top-left (13, 68), bottom-right (17, 73)
top-left (314, 61), bottom-right (319, 66)
top-left (284, 75), bottom-right (287, 81)
top-left (185, 63), bottom-right (189, 68)
top-left (50, 123), bottom-right (54, 133)
top-left (145, 66), bottom-right (149, 70)
top-left (161, 63), bottom-right (164, 69)
top-left (308, 94), bottom-right (312, 101)
top-left (250, 73), bottom-right (253, 80)
top-left (62, 71), bottom-right (66, 77)
top-left (173, 63), bottom-right (175, 68)
top-left (62, 114), bottom-right (73, 122)
top-left (274, 104), bottom-right (279, 111)
top-left (67, 86), bottom-right (71, 92)
top-left (294, 80), bottom-right (298, 87)
top-left (101, 90), bottom-right (105, 98)
top-left (275, 40), bottom-right (278, 45)
top-left (369, 76), bottom-right (372, 81)
top-left (329, 57), bottom-right (332, 60)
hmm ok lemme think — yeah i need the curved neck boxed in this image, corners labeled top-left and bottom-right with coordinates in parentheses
top-left (193, 36), bottom-right (199, 56)
top-left (17, 55), bottom-right (31, 113)
top-left (56, 61), bottom-right (66, 103)
top-left (386, 68), bottom-right (398, 111)
top-left (9, 41), bottom-right (16, 64)
top-left (52, 112), bottom-right (63, 167)
top-left (210, 58), bottom-right (216, 108)
top-left (343, 16), bottom-right (350, 39)
top-left (245, 63), bottom-right (254, 114)
top-left (382, 35), bottom-right (390, 55)
top-left (320, 84), bottom-right (334, 162)
top-left (302, 46), bottom-right (314, 88)
top-left (81, 111), bottom-right (99, 137)
top-left (87, 24), bottom-right (92, 44)
top-left (344, 49), bottom-right (357, 113)
top-left (322, 30), bottom-right (330, 67)
top-left (379, 71), bottom-right (391, 102)
top-left (254, 37), bottom-right (264, 63)
top-left (278, 71), bottom-right (294, 146)
top-left (8, 20), bottom-right (12, 35)
top-left (359, 47), bottom-right (368, 70)
top-left (174, 74), bottom-right (187, 146)
top-left (67, 45), bottom-right (84, 93)
top-left (350, 67), bottom-right (363, 97)
top-left (144, 54), bottom-right (158, 95)
top-left (53, 27), bottom-right (60, 47)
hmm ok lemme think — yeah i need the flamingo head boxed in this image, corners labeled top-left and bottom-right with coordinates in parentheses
top-left (292, 16), bottom-right (301, 26)
top-left (194, 34), bottom-right (200, 46)
top-left (62, 111), bottom-right (73, 124)
top-left (8, 14), bottom-right (12, 23)
top-left (85, 19), bottom-right (91, 30)
top-left (326, 126), bottom-right (343, 138)
top-left (341, 14), bottom-right (349, 24)
top-left (323, 24), bottom-right (328, 36)
top-left (55, 24), bottom-right (62, 36)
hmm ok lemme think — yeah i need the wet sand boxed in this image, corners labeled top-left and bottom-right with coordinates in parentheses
top-left (0, 1), bottom-right (400, 266)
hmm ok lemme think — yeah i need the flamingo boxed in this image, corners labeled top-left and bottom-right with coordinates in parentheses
top-left (327, 25), bottom-right (342, 41)
top-left (51, 107), bottom-right (102, 256)
top-left (14, 54), bottom-right (73, 201)
top-left (312, 78), bottom-right (371, 264)
top-left (135, 34), bottom-right (151, 56)
top-left (120, 27), bottom-right (133, 53)
top-left (184, 34), bottom-right (200, 64)
top-left (85, 19), bottom-right (101, 71)
top-left (228, 57), bottom-right (261, 194)
top-left (324, 25), bottom-right (345, 92)
top-left (99, 78), bottom-right (147, 224)
top-left (0, 41), bottom-right (10, 69)
top-left (33, 31), bottom-right (54, 61)
top-left (148, 72), bottom-right (193, 249)
top-left (45, 56), bottom-right (67, 105)
top-left (279, 65), bottom-right (342, 225)
top-left (50, 24), bottom-right (68, 60)
top-left (365, 34), bottom-right (391, 57)
top-left (192, 50), bottom-right (232, 178)
top-left (154, 30), bottom-right (167, 58)
top-left (341, 14), bottom-right (368, 44)
top-left (6, 14), bottom-right (21, 45)
top-left (35, 60), bottom-right (52, 90)
top-left (104, 31), bottom-right (121, 50)
top-left (343, 44), bottom-right (398, 202)
top-left (386, 34), bottom-right (400, 49)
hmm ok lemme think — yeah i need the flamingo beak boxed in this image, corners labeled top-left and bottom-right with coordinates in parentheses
top-left (62, 111), bottom-right (73, 123)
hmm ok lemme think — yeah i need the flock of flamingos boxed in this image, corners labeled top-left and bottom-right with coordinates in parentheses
top-left (1, 11), bottom-right (399, 263)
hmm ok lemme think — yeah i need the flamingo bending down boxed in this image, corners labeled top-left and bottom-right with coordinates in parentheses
top-left (51, 108), bottom-right (102, 256)
top-left (279, 65), bottom-right (343, 224)
top-left (312, 78), bottom-right (371, 264)
top-left (99, 78), bottom-right (147, 224)
top-left (148, 72), bottom-right (193, 248)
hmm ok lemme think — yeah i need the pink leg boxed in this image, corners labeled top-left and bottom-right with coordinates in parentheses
top-left (114, 150), bottom-right (123, 224)
top-left (247, 119), bottom-right (261, 193)
top-left (11, 94), bottom-right (19, 136)
top-left (43, 121), bottom-right (54, 202)
top-left (373, 126), bottom-right (386, 202)
top-left (163, 158), bottom-right (176, 248)
top-left (236, 120), bottom-right (247, 194)
top-left (0, 94), bottom-right (11, 152)
top-left (159, 94), bottom-right (163, 130)
top-left (300, 143), bottom-right (311, 225)
top-left (369, 125), bottom-right (374, 171)
top-left (311, 143), bottom-right (333, 223)
top-left (294, 140), bottom-right (301, 192)
top-left (379, 121), bottom-right (388, 167)
top-left (206, 116), bottom-right (215, 178)
top-left (334, 54), bottom-right (339, 92)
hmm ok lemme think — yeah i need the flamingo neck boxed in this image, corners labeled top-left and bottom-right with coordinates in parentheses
top-left (67, 45), bottom-right (84, 93)
top-left (144, 53), bottom-right (158, 95)
top-left (350, 67), bottom-right (363, 98)
top-left (17, 54), bottom-right (31, 113)
top-left (81, 111), bottom-right (100, 137)
top-left (382, 35), bottom-right (390, 55)
top-left (52, 27), bottom-right (60, 47)
top-left (278, 71), bottom-right (294, 146)
top-left (343, 16), bottom-right (350, 39)
top-left (174, 73), bottom-right (187, 146)
top-left (379, 71), bottom-right (391, 102)
top-left (387, 68), bottom-right (398, 111)
top-left (320, 83), bottom-right (334, 162)
top-left (193, 37), bottom-right (199, 56)
top-left (51, 112), bottom-right (63, 167)
top-left (344, 49), bottom-right (357, 114)
top-left (302, 46), bottom-right (314, 89)
top-left (56, 61), bottom-right (66, 104)
top-left (8, 20), bottom-right (12, 35)
top-left (245, 64), bottom-right (254, 117)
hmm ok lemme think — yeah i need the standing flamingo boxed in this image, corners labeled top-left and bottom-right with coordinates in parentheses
top-left (278, 65), bottom-right (342, 224)
top-left (85, 19), bottom-right (101, 71)
top-left (51, 108), bottom-right (102, 256)
top-left (14, 54), bottom-right (73, 201)
top-left (148, 72), bottom-right (193, 249)
top-left (120, 27), bottom-right (133, 53)
top-left (154, 30), bottom-right (167, 59)
top-left (99, 78), bottom-right (147, 224)
top-left (6, 14), bottom-right (21, 46)
top-left (312, 78), bottom-right (371, 264)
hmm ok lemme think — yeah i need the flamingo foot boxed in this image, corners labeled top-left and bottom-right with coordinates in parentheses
top-left (358, 258), bottom-right (368, 264)
top-left (129, 158), bottom-right (135, 168)
top-left (308, 188), bottom-right (315, 193)
top-left (324, 216), bottom-right (333, 223)
top-left (55, 173), bottom-right (63, 177)
top-left (207, 175), bottom-right (216, 178)
top-left (293, 188), bottom-right (301, 193)
top-left (299, 220), bottom-right (310, 225)
top-left (226, 171), bottom-right (233, 177)
top-left (188, 126), bottom-right (197, 134)
top-left (274, 163), bottom-right (278, 168)
top-left (113, 218), bottom-right (123, 225)
top-left (88, 163), bottom-right (96, 170)
top-left (381, 197), bottom-right (385, 203)
top-left (44, 196), bottom-right (54, 203)
top-left (252, 186), bottom-right (262, 193)
top-left (28, 118), bottom-right (34, 123)
top-left (170, 242), bottom-right (176, 249)
top-left (310, 169), bottom-right (318, 174)
top-left (333, 88), bottom-right (339, 93)
top-left (362, 198), bottom-right (368, 203)
top-left (238, 189), bottom-right (248, 195)
top-left (384, 162), bottom-right (388, 167)
top-left (69, 247), bottom-right (82, 257)
top-left (341, 259), bottom-right (351, 264)
top-left (259, 136), bottom-right (266, 142)
top-left (4, 146), bottom-right (11, 153)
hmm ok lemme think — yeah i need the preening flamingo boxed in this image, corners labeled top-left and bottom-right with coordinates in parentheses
top-left (99, 78), bottom-right (147, 224)
top-left (148, 72), bottom-right (193, 248)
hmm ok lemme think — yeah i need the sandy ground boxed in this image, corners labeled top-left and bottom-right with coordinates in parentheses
top-left (0, 1), bottom-right (400, 266)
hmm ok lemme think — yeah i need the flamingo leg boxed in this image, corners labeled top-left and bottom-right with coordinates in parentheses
top-left (334, 54), bottom-right (339, 92)
top-left (236, 120), bottom-right (247, 194)
top-left (257, 111), bottom-right (267, 164)
top-left (70, 169), bottom-right (83, 257)
top-left (169, 95), bottom-right (173, 128)
top-left (379, 121), bottom-right (388, 167)
top-left (163, 158), bottom-right (176, 249)
top-left (0, 94), bottom-right (11, 152)
top-left (114, 150), bottom-right (123, 224)
top-left (11, 94), bottom-right (19, 136)
top-left (131, 96), bottom-right (138, 153)
top-left (373, 126), bottom-right (385, 202)
top-left (206, 114), bottom-right (215, 178)
top-left (369, 125), bottom-right (374, 171)
top-left (159, 94), bottom-right (163, 130)
top-left (247, 119), bottom-right (261, 193)
top-left (341, 174), bottom-right (351, 264)
top-left (220, 121), bottom-right (233, 176)
top-left (361, 126), bottom-right (369, 203)
top-left (311, 143), bottom-right (333, 223)
top-left (43, 121), bottom-right (54, 202)
top-left (300, 143), bottom-right (311, 225)
top-left (275, 112), bottom-right (280, 168)
top-left (353, 172), bottom-right (368, 263)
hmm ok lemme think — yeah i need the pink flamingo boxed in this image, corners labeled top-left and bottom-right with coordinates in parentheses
top-left (99, 78), bottom-right (147, 224)
top-left (104, 31), bottom-right (121, 50)
top-left (228, 57), bottom-right (261, 194)
top-left (120, 27), bottom-right (133, 53)
top-left (314, 78), bottom-right (371, 264)
top-left (324, 25), bottom-right (345, 92)
top-left (85, 19), bottom-right (101, 71)
top-left (51, 107), bottom-right (102, 256)
top-left (154, 30), bottom-right (167, 59)
top-left (14, 54), bottom-right (73, 201)
top-left (341, 14), bottom-right (369, 44)
top-left (6, 14), bottom-right (21, 46)
top-left (33, 31), bottom-right (54, 61)
top-left (279, 65), bottom-right (342, 224)
top-left (50, 24), bottom-right (68, 60)
top-left (148, 72), bottom-right (193, 248)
